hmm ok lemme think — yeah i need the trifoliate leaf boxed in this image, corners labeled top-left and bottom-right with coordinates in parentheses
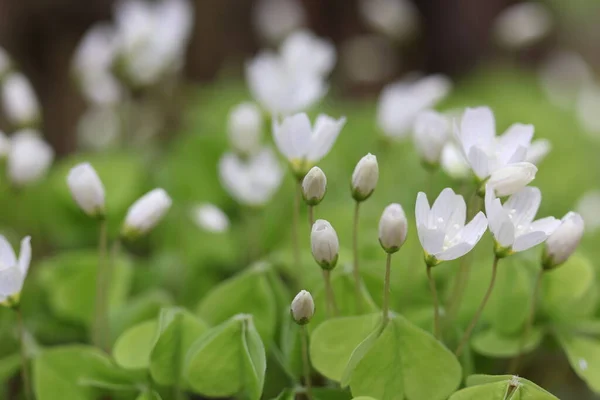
top-left (113, 320), bottom-right (157, 370)
top-left (471, 327), bottom-right (543, 358)
top-left (110, 289), bottom-right (173, 341)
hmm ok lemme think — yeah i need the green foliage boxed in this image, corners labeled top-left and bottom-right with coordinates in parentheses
top-left (449, 375), bottom-right (559, 399)
top-left (113, 319), bottom-right (157, 370)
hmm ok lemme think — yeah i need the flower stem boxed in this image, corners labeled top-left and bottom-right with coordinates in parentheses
top-left (93, 218), bottom-right (108, 351)
top-left (426, 265), bottom-right (441, 339)
top-left (455, 255), bottom-right (500, 357)
top-left (322, 270), bottom-right (338, 317)
top-left (293, 181), bottom-right (301, 284)
top-left (509, 268), bottom-right (544, 373)
top-left (308, 205), bottom-right (315, 228)
top-left (382, 253), bottom-right (393, 325)
top-left (300, 325), bottom-right (313, 400)
top-left (352, 201), bottom-right (362, 313)
top-left (16, 307), bottom-right (32, 400)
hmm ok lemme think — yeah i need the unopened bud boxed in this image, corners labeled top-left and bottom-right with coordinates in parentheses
top-left (67, 162), bottom-right (106, 218)
top-left (378, 203), bottom-right (408, 253)
top-left (484, 162), bottom-right (537, 197)
top-left (290, 290), bottom-right (314, 325)
top-left (122, 188), bottom-right (172, 239)
top-left (311, 219), bottom-right (339, 270)
top-left (351, 153), bottom-right (379, 202)
top-left (543, 212), bottom-right (584, 269)
top-left (302, 166), bottom-right (327, 206)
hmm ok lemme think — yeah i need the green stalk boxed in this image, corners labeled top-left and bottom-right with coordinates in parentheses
top-left (16, 307), bottom-right (32, 400)
top-left (426, 265), bottom-right (441, 339)
top-left (93, 219), bottom-right (108, 350)
top-left (352, 201), bottom-right (362, 313)
top-left (300, 325), bottom-right (313, 400)
top-left (322, 270), bottom-right (338, 317)
top-left (382, 253), bottom-right (393, 325)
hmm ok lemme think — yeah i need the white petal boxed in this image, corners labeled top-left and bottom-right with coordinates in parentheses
top-left (430, 188), bottom-right (458, 230)
top-left (487, 162), bottom-right (537, 197)
top-left (273, 113), bottom-right (312, 160)
top-left (512, 231), bottom-right (548, 252)
top-left (0, 235), bottom-right (16, 268)
top-left (504, 186), bottom-right (541, 226)
top-left (419, 225), bottom-right (446, 255)
top-left (415, 192), bottom-right (430, 228)
top-left (460, 107), bottom-right (495, 153)
top-left (436, 243), bottom-right (473, 261)
top-left (526, 139), bottom-right (551, 165)
top-left (497, 123), bottom-right (533, 165)
top-left (529, 216), bottom-right (561, 235)
top-left (306, 115), bottom-right (346, 163)
top-left (0, 266), bottom-right (23, 296)
top-left (467, 146), bottom-right (490, 179)
top-left (18, 236), bottom-right (31, 277)
top-left (496, 220), bottom-right (516, 247)
top-left (461, 211), bottom-right (488, 245)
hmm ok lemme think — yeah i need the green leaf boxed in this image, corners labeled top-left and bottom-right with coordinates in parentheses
top-left (453, 375), bottom-right (559, 399)
top-left (448, 382), bottom-right (511, 400)
top-left (313, 387), bottom-right (353, 400)
top-left (471, 327), bottom-right (543, 358)
top-left (110, 290), bottom-right (173, 341)
top-left (0, 353), bottom-right (21, 381)
top-left (309, 314), bottom-right (381, 381)
top-left (466, 374), bottom-right (557, 397)
top-left (184, 314), bottom-right (266, 400)
top-left (113, 320), bottom-right (158, 370)
top-left (197, 264), bottom-right (277, 343)
top-left (556, 332), bottom-right (600, 393)
top-left (341, 325), bottom-right (382, 386)
top-left (150, 307), bottom-right (208, 386)
top-left (136, 391), bottom-right (162, 400)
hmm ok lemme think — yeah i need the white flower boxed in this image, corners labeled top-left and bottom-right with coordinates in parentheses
top-left (539, 51), bottom-right (593, 110)
top-left (123, 188), bottom-right (172, 237)
top-left (413, 110), bottom-right (449, 165)
top-left (280, 30), bottom-right (336, 77)
top-left (351, 153), bottom-right (379, 201)
top-left (302, 166), bottom-right (327, 206)
top-left (252, 0), bottom-right (306, 44)
top-left (0, 236), bottom-right (31, 305)
top-left (577, 84), bottom-right (600, 137)
top-left (219, 147), bottom-right (283, 207)
top-left (525, 139), bottom-right (551, 165)
top-left (246, 51), bottom-right (327, 116)
top-left (191, 203), bottom-right (230, 233)
top-left (441, 142), bottom-right (470, 180)
top-left (377, 74), bottom-right (451, 139)
top-left (273, 112), bottom-right (345, 177)
top-left (311, 219), bottom-right (339, 270)
top-left (576, 190), bottom-right (600, 235)
top-left (378, 203), bottom-right (408, 253)
top-left (493, 2), bottom-right (552, 50)
top-left (486, 162), bottom-right (538, 197)
top-left (358, 0), bottom-right (419, 41)
top-left (543, 212), bottom-right (584, 269)
top-left (416, 188), bottom-right (488, 265)
top-left (290, 289), bottom-right (314, 324)
top-left (485, 185), bottom-right (560, 255)
top-left (0, 131), bottom-right (10, 158)
top-left (454, 106), bottom-right (537, 195)
top-left (67, 163), bottom-right (106, 218)
top-left (1, 72), bottom-right (40, 127)
top-left (7, 130), bottom-right (54, 187)
top-left (227, 102), bottom-right (263, 156)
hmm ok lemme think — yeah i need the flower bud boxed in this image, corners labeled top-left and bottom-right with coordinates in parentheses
top-left (311, 219), bottom-right (339, 270)
top-left (484, 162), bottom-right (537, 197)
top-left (227, 102), bottom-right (263, 156)
top-left (7, 130), bottom-right (54, 187)
top-left (378, 203), bottom-right (408, 253)
top-left (351, 153), bottom-right (379, 202)
top-left (122, 188), bottom-right (172, 238)
top-left (1, 72), bottom-right (40, 128)
top-left (67, 162), bottom-right (106, 218)
top-left (543, 212), bottom-right (584, 269)
top-left (413, 110), bottom-right (449, 167)
top-left (302, 166), bottom-right (327, 206)
top-left (290, 290), bottom-right (314, 325)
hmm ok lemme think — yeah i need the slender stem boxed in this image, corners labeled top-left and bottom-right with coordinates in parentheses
top-left (382, 253), bottom-right (393, 325)
top-left (293, 181), bottom-right (301, 282)
top-left (300, 325), bottom-right (313, 400)
top-left (352, 201), bottom-right (362, 313)
top-left (322, 270), bottom-right (338, 317)
top-left (93, 219), bottom-right (108, 350)
top-left (16, 308), bottom-right (32, 400)
top-left (308, 205), bottom-right (315, 228)
top-left (426, 265), bottom-right (441, 339)
top-left (509, 268), bottom-right (544, 373)
top-left (455, 256), bottom-right (500, 357)
top-left (245, 208), bottom-right (260, 263)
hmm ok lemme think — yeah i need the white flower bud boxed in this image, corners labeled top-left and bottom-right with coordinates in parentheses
top-left (7, 130), bottom-right (54, 187)
top-left (413, 110), bottom-right (449, 166)
top-left (67, 162), bottom-right (106, 218)
top-left (122, 188), bottom-right (172, 238)
top-left (351, 153), bottom-right (379, 202)
top-left (378, 203), bottom-right (408, 253)
top-left (543, 212), bottom-right (584, 269)
top-left (311, 219), bottom-right (339, 270)
top-left (227, 102), bottom-right (263, 156)
top-left (302, 166), bottom-right (327, 206)
top-left (485, 162), bottom-right (537, 197)
top-left (1, 72), bottom-right (40, 127)
top-left (290, 289), bottom-right (314, 325)
top-left (191, 203), bottom-right (230, 233)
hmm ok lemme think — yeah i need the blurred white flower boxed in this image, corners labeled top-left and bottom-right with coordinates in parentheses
top-left (77, 106), bottom-right (121, 150)
top-left (252, 0), bottom-right (306, 44)
top-left (377, 74), bottom-right (451, 139)
top-left (123, 188), bottom-right (172, 237)
top-left (280, 30), bottom-right (336, 77)
top-left (494, 2), bottom-right (552, 50)
top-left (227, 102), bottom-right (263, 156)
top-left (219, 147), bottom-right (283, 207)
top-left (351, 153), bottom-right (379, 201)
top-left (416, 188), bottom-right (488, 265)
top-left (290, 289), bottom-right (314, 324)
top-left (485, 185), bottom-right (560, 255)
top-left (246, 51), bottom-right (328, 116)
top-left (67, 163), bottom-right (106, 218)
top-left (302, 166), bottom-right (327, 206)
top-left (273, 112), bottom-right (345, 177)
top-left (0, 131), bottom-right (10, 159)
top-left (359, 0), bottom-right (419, 41)
top-left (543, 212), bottom-right (584, 269)
top-left (440, 142), bottom-right (470, 180)
top-left (191, 203), bottom-right (230, 233)
top-left (0, 236), bottom-right (31, 305)
top-left (7, 130), bottom-right (54, 187)
top-left (413, 110), bottom-right (449, 166)
top-left (378, 203), bottom-right (408, 254)
top-left (577, 84), bottom-right (600, 138)
top-left (1, 72), bottom-right (40, 127)
top-left (575, 190), bottom-right (600, 234)
top-left (311, 219), bottom-right (339, 270)
top-left (525, 139), bottom-right (551, 165)
top-left (539, 51), bottom-right (593, 110)
top-left (454, 107), bottom-right (537, 195)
